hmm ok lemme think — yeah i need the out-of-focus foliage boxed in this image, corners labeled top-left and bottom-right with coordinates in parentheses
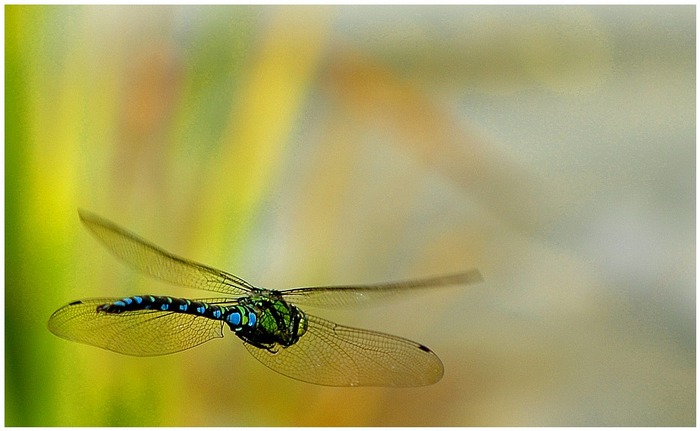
top-left (6, 5), bottom-right (694, 426)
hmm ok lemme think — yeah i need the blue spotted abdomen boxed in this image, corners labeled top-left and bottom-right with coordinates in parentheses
top-left (97, 296), bottom-right (257, 331)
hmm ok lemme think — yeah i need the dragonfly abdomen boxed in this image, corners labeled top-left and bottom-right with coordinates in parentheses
top-left (97, 296), bottom-right (257, 330)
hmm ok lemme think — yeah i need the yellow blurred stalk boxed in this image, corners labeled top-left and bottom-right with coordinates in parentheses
top-left (193, 6), bottom-right (333, 260)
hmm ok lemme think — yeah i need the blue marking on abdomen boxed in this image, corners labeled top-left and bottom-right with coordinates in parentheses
top-left (101, 297), bottom-right (252, 327)
top-left (226, 312), bottom-right (241, 325)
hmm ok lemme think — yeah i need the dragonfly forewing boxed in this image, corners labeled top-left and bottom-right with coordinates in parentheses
top-left (78, 210), bottom-right (258, 297)
top-left (280, 270), bottom-right (483, 308)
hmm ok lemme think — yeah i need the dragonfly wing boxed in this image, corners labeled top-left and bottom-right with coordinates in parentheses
top-left (280, 270), bottom-right (483, 308)
top-left (243, 314), bottom-right (444, 387)
top-left (48, 298), bottom-right (233, 356)
top-left (79, 210), bottom-right (257, 296)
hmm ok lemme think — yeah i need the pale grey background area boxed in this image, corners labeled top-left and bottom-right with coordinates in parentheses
top-left (253, 6), bottom-right (695, 425)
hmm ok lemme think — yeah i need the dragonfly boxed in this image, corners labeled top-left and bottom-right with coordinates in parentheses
top-left (48, 210), bottom-right (483, 387)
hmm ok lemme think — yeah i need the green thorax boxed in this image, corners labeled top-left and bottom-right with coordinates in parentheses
top-left (234, 293), bottom-right (308, 352)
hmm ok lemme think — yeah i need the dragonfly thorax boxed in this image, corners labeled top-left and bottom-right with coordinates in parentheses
top-left (231, 295), bottom-right (308, 352)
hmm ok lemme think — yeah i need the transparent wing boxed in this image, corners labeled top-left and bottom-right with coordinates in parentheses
top-left (47, 297), bottom-right (235, 356)
top-left (280, 270), bottom-right (483, 308)
top-left (243, 314), bottom-right (444, 387)
top-left (78, 210), bottom-right (258, 297)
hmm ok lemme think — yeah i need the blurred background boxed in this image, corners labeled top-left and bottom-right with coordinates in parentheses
top-left (5, 5), bottom-right (694, 426)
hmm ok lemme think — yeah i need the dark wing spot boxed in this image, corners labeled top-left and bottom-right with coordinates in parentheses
top-left (418, 344), bottom-right (432, 353)
top-left (69, 300), bottom-right (83, 306)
